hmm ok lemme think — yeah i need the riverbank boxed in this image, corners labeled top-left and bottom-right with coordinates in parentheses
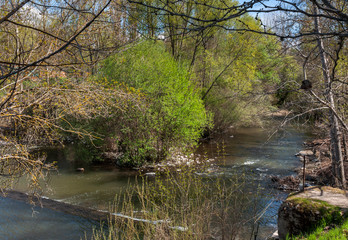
top-left (296, 138), bottom-right (347, 187)
top-left (269, 135), bottom-right (348, 239)
top-left (272, 137), bottom-right (348, 191)
top-left (277, 186), bottom-right (348, 239)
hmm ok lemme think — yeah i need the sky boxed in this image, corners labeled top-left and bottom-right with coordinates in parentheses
top-left (238, 0), bottom-right (286, 28)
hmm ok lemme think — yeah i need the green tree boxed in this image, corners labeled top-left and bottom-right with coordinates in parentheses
top-left (99, 41), bottom-right (210, 165)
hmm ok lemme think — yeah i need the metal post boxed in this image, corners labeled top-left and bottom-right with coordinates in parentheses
top-left (303, 155), bottom-right (306, 192)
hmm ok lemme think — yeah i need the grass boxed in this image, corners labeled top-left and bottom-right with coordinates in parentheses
top-left (288, 218), bottom-right (348, 240)
top-left (90, 163), bottom-right (268, 240)
top-left (283, 197), bottom-right (346, 240)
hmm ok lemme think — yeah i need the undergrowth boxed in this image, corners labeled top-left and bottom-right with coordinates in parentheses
top-left (90, 162), bottom-right (268, 240)
top-left (288, 218), bottom-right (348, 240)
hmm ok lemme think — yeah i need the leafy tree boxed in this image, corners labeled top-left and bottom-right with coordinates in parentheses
top-left (187, 15), bottom-right (287, 129)
top-left (99, 41), bottom-right (210, 165)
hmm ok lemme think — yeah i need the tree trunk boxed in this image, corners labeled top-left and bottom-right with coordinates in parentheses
top-left (343, 132), bottom-right (348, 163)
top-left (313, 6), bottom-right (346, 189)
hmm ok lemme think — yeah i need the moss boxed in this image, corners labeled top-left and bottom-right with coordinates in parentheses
top-left (288, 197), bottom-right (335, 210)
top-left (286, 197), bottom-right (345, 235)
top-left (320, 186), bottom-right (346, 195)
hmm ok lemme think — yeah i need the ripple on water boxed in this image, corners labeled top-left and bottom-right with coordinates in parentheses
top-left (256, 168), bottom-right (269, 172)
top-left (8, 126), bottom-right (312, 239)
top-left (243, 159), bottom-right (260, 165)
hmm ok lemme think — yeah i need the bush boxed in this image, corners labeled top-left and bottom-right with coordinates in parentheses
top-left (98, 41), bottom-right (211, 165)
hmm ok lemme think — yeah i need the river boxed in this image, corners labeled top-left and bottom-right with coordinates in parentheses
top-left (1, 127), bottom-right (312, 239)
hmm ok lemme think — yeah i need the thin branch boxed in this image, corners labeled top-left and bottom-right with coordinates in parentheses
top-left (0, 0), bottom-right (31, 25)
top-left (309, 90), bottom-right (348, 131)
top-left (0, 0), bottom-right (112, 84)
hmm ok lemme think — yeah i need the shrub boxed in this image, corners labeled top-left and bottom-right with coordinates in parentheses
top-left (98, 41), bottom-right (211, 165)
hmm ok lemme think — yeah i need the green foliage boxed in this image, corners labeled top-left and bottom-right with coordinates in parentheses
top-left (273, 55), bottom-right (302, 106)
top-left (288, 219), bottom-right (348, 240)
top-left (99, 41), bottom-right (210, 165)
top-left (190, 17), bottom-right (282, 129)
top-left (286, 197), bottom-right (347, 240)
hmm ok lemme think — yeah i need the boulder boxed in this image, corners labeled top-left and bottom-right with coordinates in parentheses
top-left (295, 150), bottom-right (318, 162)
top-left (278, 186), bottom-right (348, 239)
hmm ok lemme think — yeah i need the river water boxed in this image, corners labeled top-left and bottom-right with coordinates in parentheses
top-left (1, 127), bottom-right (312, 239)
top-left (0, 197), bottom-right (96, 240)
top-left (197, 127), bottom-right (312, 237)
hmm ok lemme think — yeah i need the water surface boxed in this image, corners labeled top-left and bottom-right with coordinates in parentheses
top-left (4, 126), bottom-right (312, 239)
top-left (0, 197), bottom-right (96, 240)
top-left (198, 127), bottom-right (312, 237)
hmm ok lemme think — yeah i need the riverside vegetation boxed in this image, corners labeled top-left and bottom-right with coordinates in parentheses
top-left (1, 1), bottom-right (348, 239)
top-left (288, 219), bottom-right (348, 240)
top-left (91, 163), bottom-right (269, 240)
top-left (0, 2), bottom-right (295, 188)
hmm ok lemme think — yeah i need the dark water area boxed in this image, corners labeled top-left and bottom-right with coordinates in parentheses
top-left (0, 197), bottom-right (97, 240)
top-left (2, 126), bottom-right (313, 239)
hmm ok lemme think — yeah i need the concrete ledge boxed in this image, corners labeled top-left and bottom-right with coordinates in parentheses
top-left (1, 190), bottom-right (110, 222)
